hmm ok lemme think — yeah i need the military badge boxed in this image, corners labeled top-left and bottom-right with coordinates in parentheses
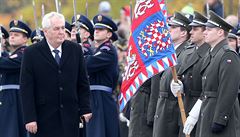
top-left (14, 20), bottom-right (18, 26)
top-left (98, 15), bottom-right (102, 21)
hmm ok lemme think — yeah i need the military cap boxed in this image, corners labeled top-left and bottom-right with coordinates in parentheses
top-left (65, 21), bottom-right (72, 35)
top-left (237, 29), bottom-right (240, 36)
top-left (71, 14), bottom-right (81, 26)
top-left (93, 14), bottom-right (117, 32)
top-left (9, 20), bottom-right (32, 38)
top-left (228, 28), bottom-right (238, 39)
top-left (71, 14), bottom-right (94, 37)
top-left (168, 12), bottom-right (191, 28)
top-left (189, 11), bottom-right (208, 27)
top-left (111, 32), bottom-right (118, 42)
top-left (0, 26), bottom-right (9, 39)
top-left (30, 29), bottom-right (44, 43)
top-left (205, 11), bottom-right (233, 32)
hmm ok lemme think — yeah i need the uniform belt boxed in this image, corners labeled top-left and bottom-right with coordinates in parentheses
top-left (203, 91), bottom-right (217, 98)
top-left (90, 85), bottom-right (112, 93)
top-left (0, 84), bottom-right (20, 91)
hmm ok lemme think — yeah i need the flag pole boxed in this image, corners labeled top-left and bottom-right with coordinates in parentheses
top-left (171, 67), bottom-right (190, 137)
top-left (238, 0), bottom-right (240, 22)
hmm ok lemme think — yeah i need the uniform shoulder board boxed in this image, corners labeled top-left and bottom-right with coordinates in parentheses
top-left (100, 46), bottom-right (111, 51)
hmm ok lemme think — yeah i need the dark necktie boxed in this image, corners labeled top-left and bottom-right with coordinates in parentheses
top-left (53, 49), bottom-right (60, 65)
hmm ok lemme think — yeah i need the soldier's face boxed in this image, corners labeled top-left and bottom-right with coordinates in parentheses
top-left (169, 26), bottom-right (181, 43)
top-left (94, 28), bottom-right (112, 42)
top-left (9, 32), bottom-right (28, 47)
top-left (204, 27), bottom-right (222, 46)
top-left (190, 27), bottom-right (205, 44)
top-left (228, 38), bottom-right (237, 51)
top-left (44, 16), bottom-right (65, 46)
top-left (79, 28), bottom-right (90, 42)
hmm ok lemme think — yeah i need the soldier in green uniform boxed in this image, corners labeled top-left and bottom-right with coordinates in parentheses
top-left (152, 12), bottom-right (192, 137)
top-left (183, 11), bottom-right (240, 137)
top-left (171, 11), bottom-right (210, 137)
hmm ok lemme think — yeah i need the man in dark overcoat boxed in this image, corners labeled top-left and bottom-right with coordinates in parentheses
top-left (152, 12), bottom-right (192, 137)
top-left (183, 11), bottom-right (240, 137)
top-left (20, 12), bottom-right (92, 137)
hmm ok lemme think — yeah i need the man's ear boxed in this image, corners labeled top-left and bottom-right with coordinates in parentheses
top-left (84, 31), bottom-right (90, 39)
top-left (217, 28), bottom-right (224, 37)
top-left (180, 30), bottom-right (187, 37)
top-left (107, 31), bottom-right (112, 39)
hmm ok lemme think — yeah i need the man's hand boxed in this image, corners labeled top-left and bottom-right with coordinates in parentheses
top-left (183, 99), bottom-right (202, 135)
top-left (25, 121), bottom-right (37, 134)
top-left (170, 79), bottom-right (183, 97)
top-left (82, 113), bottom-right (92, 123)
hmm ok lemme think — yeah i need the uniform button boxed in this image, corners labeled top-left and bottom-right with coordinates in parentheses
top-left (130, 107), bottom-right (133, 111)
top-left (0, 102), bottom-right (2, 105)
top-left (60, 104), bottom-right (64, 108)
top-left (182, 75), bottom-right (185, 78)
top-left (59, 87), bottom-right (63, 91)
top-left (190, 75), bottom-right (192, 78)
top-left (58, 70), bottom-right (62, 74)
top-left (155, 115), bottom-right (159, 119)
top-left (224, 116), bottom-right (228, 119)
top-left (204, 95), bottom-right (207, 99)
top-left (201, 113), bottom-right (203, 117)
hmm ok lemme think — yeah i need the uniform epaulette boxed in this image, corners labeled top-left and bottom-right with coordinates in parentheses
top-left (100, 46), bottom-right (111, 51)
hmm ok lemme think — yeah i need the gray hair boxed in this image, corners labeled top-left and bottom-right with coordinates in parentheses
top-left (42, 12), bottom-right (65, 29)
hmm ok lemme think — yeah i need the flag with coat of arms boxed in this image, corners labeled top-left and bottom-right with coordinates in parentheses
top-left (119, 0), bottom-right (177, 111)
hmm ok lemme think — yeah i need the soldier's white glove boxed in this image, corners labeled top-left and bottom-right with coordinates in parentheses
top-left (119, 113), bottom-right (130, 127)
top-left (170, 79), bottom-right (183, 97)
top-left (183, 99), bottom-right (202, 135)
